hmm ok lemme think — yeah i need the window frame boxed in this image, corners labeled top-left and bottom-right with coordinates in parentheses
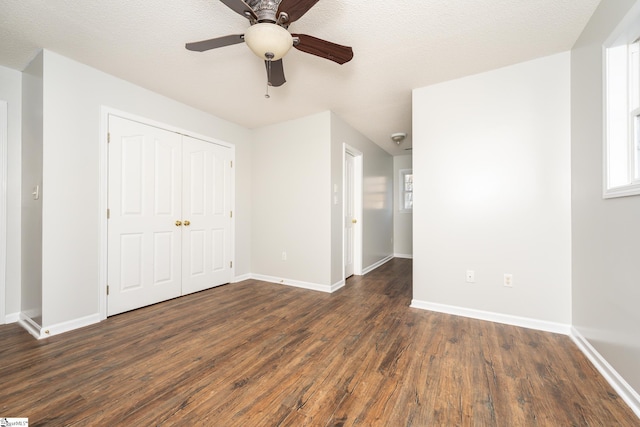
top-left (603, 1), bottom-right (640, 198)
top-left (399, 168), bottom-right (413, 213)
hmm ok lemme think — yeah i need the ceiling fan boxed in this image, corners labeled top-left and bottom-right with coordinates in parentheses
top-left (185, 0), bottom-right (354, 91)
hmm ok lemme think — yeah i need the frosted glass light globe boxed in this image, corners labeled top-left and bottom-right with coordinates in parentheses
top-left (244, 23), bottom-right (293, 61)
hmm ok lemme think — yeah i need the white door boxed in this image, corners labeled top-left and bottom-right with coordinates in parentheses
top-left (181, 136), bottom-right (232, 294)
top-left (107, 116), bottom-right (182, 316)
top-left (344, 151), bottom-right (355, 278)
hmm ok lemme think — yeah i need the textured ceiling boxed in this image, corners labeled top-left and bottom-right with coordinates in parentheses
top-left (0, 0), bottom-right (600, 155)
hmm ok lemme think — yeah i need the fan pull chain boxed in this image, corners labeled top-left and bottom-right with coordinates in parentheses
top-left (265, 52), bottom-right (274, 99)
top-left (265, 59), bottom-right (270, 98)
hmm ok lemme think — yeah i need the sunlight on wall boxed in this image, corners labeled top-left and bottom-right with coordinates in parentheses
top-left (364, 176), bottom-right (388, 209)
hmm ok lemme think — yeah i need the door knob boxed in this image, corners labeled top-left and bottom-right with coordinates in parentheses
top-left (352, 219), bottom-right (357, 224)
top-left (175, 220), bottom-right (182, 226)
top-left (184, 220), bottom-right (191, 226)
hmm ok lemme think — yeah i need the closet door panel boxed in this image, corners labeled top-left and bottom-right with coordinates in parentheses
top-left (107, 116), bottom-right (182, 316)
top-left (182, 136), bottom-right (232, 294)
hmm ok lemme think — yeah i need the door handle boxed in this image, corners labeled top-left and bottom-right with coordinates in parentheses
top-left (184, 220), bottom-right (191, 226)
top-left (352, 219), bottom-right (357, 224)
top-left (175, 220), bottom-right (182, 226)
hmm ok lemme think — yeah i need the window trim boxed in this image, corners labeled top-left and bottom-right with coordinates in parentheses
top-left (603, 0), bottom-right (640, 198)
top-left (399, 168), bottom-right (413, 213)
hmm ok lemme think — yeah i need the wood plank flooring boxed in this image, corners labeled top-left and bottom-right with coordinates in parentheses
top-left (1, 259), bottom-right (638, 426)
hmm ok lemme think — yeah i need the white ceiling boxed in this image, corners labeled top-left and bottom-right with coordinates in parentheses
top-left (0, 0), bottom-right (600, 155)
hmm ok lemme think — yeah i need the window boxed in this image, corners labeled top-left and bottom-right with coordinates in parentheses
top-left (604, 2), bottom-right (640, 198)
top-left (399, 169), bottom-right (413, 212)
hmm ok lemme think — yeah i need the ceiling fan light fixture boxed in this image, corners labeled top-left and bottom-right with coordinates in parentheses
top-left (244, 23), bottom-right (293, 61)
top-left (391, 132), bottom-right (407, 145)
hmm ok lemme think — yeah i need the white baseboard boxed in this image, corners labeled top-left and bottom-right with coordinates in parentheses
top-left (19, 313), bottom-right (102, 339)
top-left (233, 273), bottom-right (252, 283)
top-left (18, 313), bottom-right (42, 339)
top-left (362, 255), bottom-right (394, 275)
top-left (394, 253), bottom-right (413, 259)
top-left (410, 299), bottom-right (571, 335)
top-left (570, 327), bottom-right (640, 418)
top-left (236, 273), bottom-right (343, 292)
top-left (330, 279), bottom-right (345, 292)
top-left (251, 274), bottom-right (332, 293)
top-left (40, 313), bottom-right (101, 338)
top-left (236, 258), bottom-right (396, 292)
top-left (5, 311), bottom-right (19, 324)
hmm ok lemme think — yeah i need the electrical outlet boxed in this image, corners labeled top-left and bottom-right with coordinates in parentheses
top-left (504, 273), bottom-right (513, 287)
top-left (281, 251), bottom-right (287, 261)
top-left (466, 270), bottom-right (475, 283)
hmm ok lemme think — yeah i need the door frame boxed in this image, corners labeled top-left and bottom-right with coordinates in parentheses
top-left (98, 107), bottom-right (235, 320)
top-left (343, 143), bottom-right (363, 277)
top-left (0, 101), bottom-right (7, 323)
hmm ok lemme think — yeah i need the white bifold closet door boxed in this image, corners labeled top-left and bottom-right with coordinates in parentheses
top-left (107, 115), bottom-right (232, 316)
top-left (181, 135), bottom-right (232, 295)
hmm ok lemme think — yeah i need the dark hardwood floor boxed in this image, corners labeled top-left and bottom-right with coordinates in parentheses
top-left (1, 259), bottom-right (638, 426)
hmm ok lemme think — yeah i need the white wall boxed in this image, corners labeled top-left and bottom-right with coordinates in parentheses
top-left (0, 65), bottom-right (22, 321)
top-left (251, 112), bottom-right (332, 288)
top-left (6, 49), bottom-right (394, 332)
top-left (38, 50), bottom-right (251, 328)
top-left (412, 52), bottom-right (572, 325)
top-left (250, 111), bottom-right (393, 290)
top-left (5, 47), bottom-right (395, 333)
top-left (330, 112), bottom-right (393, 283)
top-left (571, 0), bottom-right (640, 397)
top-left (393, 155), bottom-right (412, 258)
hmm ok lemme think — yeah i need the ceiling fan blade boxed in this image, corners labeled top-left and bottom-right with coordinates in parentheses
top-left (185, 34), bottom-right (244, 52)
top-left (291, 34), bottom-right (354, 64)
top-left (265, 59), bottom-right (286, 87)
top-left (219, 0), bottom-right (257, 20)
top-left (277, 0), bottom-right (319, 23)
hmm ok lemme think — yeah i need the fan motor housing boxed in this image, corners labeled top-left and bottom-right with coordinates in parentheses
top-left (247, 0), bottom-right (280, 22)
